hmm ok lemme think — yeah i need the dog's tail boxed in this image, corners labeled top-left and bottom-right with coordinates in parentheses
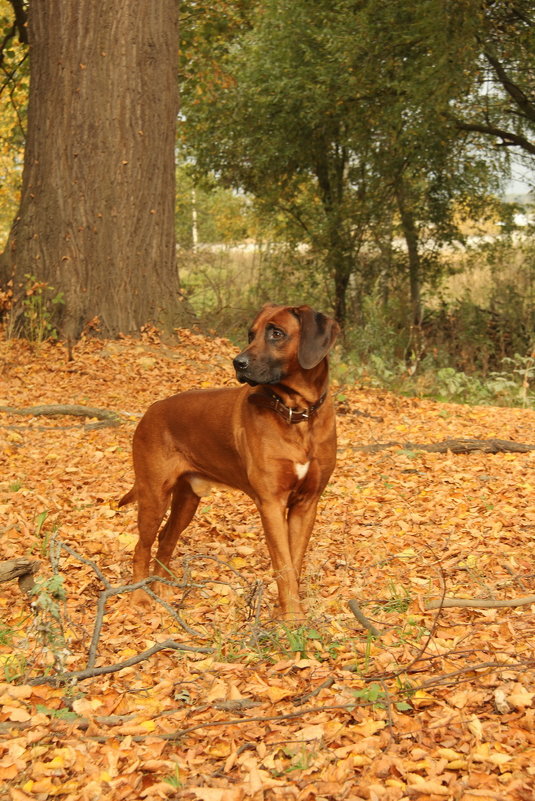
top-left (118, 486), bottom-right (136, 507)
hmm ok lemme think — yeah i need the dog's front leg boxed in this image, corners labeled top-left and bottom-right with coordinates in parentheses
top-left (256, 499), bottom-right (304, 620)
top-left (287, 497), bottom-right (320, 582)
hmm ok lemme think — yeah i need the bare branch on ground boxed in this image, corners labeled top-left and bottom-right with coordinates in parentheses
top-left (347, 598), bottom-right (383, 637)
top-left (0, 403), bottom-right (121, 428)
top-left (425, 595), bottom-right (535, 610)
top-left (352, 438), bottom-right (535, 454)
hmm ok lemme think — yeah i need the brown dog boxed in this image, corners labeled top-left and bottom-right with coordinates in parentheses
top-left (119, 303), bottom-right (339, 619)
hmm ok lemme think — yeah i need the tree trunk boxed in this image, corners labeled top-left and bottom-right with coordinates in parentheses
top-left (332, 249), bottom-right (351, 325)
top-left (395, 181), bottom-right (422, 326)
top-left (314, 145), bottom-right (352, 326)
top-left (0, 1), bottom-right (181, 340)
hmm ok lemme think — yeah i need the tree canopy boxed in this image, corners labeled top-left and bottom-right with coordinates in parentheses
top-left (0, 0), bottom-right (533, 338)
top-left (180, 0), bottom-right (520, 325)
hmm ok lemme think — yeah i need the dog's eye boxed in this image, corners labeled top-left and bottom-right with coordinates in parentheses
top-left (269, 327), bottom-right (285, 340)
top-left (247, 331), bottom-right (255, 344)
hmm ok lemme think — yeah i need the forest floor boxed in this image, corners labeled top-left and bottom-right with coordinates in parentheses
top-left (0, 328), bottom-right (534, 801)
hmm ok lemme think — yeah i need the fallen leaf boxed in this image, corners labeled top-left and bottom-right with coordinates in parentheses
top-left (507, 683), bottom-right (534, 710)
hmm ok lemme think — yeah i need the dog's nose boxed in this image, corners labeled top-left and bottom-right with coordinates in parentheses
top-left (233, 354), bottom-right (250, 372)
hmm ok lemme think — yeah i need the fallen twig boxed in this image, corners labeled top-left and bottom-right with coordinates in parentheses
top-left (36, 540), bottom-right (210, 681)
top-left (0, 712), bottom-right (139, 734)
top-left (379, 678), bottom-right (397, 743)
top-left (347, 599), bottom-right (382, 637)
top-left (419, 658), bottom-right (535, 689)
top-left (352, 438), bottom-right (535, 454)
top-left (0, 403), bottom-right (121, 429)
top-left (425, 594), bottom-right (535, 610)
top-left (293, 677), bottom-right (335, 706)
top-left (0, 557), bottom-right (40, 593)
top-left (158, 702), bottom-right (360, 741)
top-left (27, 638), bottom-right (214, 686)
top-left (366, 545), bottom-right (448, 682)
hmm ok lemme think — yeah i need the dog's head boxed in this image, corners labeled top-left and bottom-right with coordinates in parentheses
top-left (233, 303), bottom-right (339, 386)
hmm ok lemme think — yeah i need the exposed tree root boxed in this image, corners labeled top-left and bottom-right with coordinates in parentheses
top-left (425, 595), bottom-right (535, 610)
top-left (0, 403), bottom-right (121, 428)
top-left (353, 438), bottom-right (535, 454)
top-left (0, 557), bottom-right (40, 593)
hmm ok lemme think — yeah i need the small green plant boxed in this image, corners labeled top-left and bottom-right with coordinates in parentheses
top-left (19, 274), bottom-right (64, 343)
top-left (213, 631), bottom-right (244, 663)
top-left (1, 653), bottom-right (27, 682)
top-left (0, 616), bottom-right (30, 680)
top-left (284, 625), bottom-right (322, 658)
top-left (163, 765), bottom-right (183, 789)
top-left (490, 353), bottom-right (535, 407)
top-left (391, 616), bottom-right (431, 645)
top-left (314, 638), bottom-right (342, 662)
top-left (30, 573), bottom-right (70, 673)
top-left (32, 510), bottom-right (59, 557)
top-left (363, 631), bottom-right (374, 670)
top-left (395, 675), bottom-right (417, 710)
top-left (372, 582), bottom-right (411, 615)
top-left (36, 704), bottom-right (80, 722)
top-left (283, 744), bottom-right (318, 774)
top-left (352, 682), bottom-right (387, 708)
top-left (246, 624), bottom-right (328, 662)
top-left (0, 623), bottom-right (15, 646)
top-left (352, 682), bottom-right (413, 712)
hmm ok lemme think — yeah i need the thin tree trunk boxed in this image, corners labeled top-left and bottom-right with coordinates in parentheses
top-left (314, 146), bottom-right (352, 326)
top-left (0, 1), bottom-right (181, 339)
top-left (395, 181), bottom-right (422, 326)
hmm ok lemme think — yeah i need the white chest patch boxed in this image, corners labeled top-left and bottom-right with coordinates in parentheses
top-left (295, 461), bottom-right (310, 480)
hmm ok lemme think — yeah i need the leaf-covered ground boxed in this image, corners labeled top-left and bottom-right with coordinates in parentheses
top-left (1, 330), bottom-right (534, 801)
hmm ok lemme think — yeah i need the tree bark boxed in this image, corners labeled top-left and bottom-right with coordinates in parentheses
top-left (314, 144), bottom-right (353, 326)
top-left (395, 180), bottom-right (422, 327)
top-left (0, 1), bottom-right (181, 339)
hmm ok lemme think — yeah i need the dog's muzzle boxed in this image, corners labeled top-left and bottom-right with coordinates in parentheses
top-left (233, 353), bottom-right (282, 386)
top-left (233, 353), bottom-right (255, 384)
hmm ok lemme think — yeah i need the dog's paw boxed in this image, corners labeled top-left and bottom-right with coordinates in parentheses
top-left (275, 604), bottom-right (307, 623)
top-left (153, 580), bottom-right (174, 603)
top-left (132, 588), bottom-right (152, 608)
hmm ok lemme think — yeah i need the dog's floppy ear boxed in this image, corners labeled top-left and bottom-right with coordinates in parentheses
top-left (294, 306), bottom-right (340, 369)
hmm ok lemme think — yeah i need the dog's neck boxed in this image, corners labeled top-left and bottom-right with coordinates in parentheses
top-left (267, 359), bottom-right (330, 409)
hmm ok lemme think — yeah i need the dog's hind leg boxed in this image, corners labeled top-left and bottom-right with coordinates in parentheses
top-left (131, 482), bottom-right (172, 605)
top-left (152, 478), bottom-right (200, 597)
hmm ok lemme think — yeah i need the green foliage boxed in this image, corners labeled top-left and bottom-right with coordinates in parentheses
top-left (372, 583), bottom-right (411, 616)
top-left (0, 0), bottom-right (28, 245)
top-left (32, 510), bottom-right (59, 557)
top-left (36, 704), bottom-right (80, 722)
top-left (0, 530), bottom-right (72, 680)
top-left (492, 354), bottom-right (535, 407)
top-left (0, 622), bottom-right (15, 646)
top-left (366, 358), bottom-right (535, 409)
top-left (283, 625), bottom-right (322, 659)
top-left (181, 0), bottom-right (508, 326)
top-left (244, 622), bottom-right (338, 663)
top-left (11, 275), bottom-right (65, 342)
top-left (282, 744), bottom-right (318, 774)
top-left (173, 227), bottom-right (534, 408)
top-left (163, 765), bottom-right (183, 789)
top-left (176, 161), bottom-right (253, 248)
top-left (351, 682), bottom-right (412, 713)
top-left (1, 653), bottom-right (27, 682)
top-left (28, 571), bottom-right (70, 675)
top-left (449, 0), bottom-right (535, 156)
